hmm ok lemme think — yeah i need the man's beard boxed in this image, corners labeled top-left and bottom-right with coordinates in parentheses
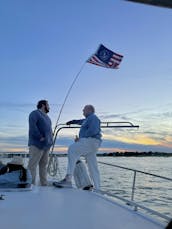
top-left (45, 107), bottom-right (49, 113)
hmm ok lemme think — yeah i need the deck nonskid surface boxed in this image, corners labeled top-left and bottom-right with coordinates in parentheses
top-left (0, 186), bottom-right (163, 229)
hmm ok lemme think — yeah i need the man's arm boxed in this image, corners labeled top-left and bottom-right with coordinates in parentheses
top-left (66, 119), bottom-right (85, 125)
top-left (29, 111), bottom-right (43, 140)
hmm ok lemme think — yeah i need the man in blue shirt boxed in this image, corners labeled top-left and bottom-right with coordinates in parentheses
top-left (28, 100), bottom-right (53, 186)
top-left (54, 105), bottom-right (102, 190)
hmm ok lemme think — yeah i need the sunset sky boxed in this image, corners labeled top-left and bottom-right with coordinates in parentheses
top-left (0, 0), bottom-right (172, 153)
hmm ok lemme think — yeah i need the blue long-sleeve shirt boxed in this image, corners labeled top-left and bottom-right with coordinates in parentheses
top-left (69, 113), bottom-right (102, 140)
top-left (28, 109), bottom-right (53, 149)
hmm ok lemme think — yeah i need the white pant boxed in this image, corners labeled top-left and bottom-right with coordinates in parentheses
top-left (67, 138), bottom-right (101, 190)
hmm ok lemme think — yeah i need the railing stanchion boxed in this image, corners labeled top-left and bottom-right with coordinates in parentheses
top-left (131, 171), bottom-right (136, 202)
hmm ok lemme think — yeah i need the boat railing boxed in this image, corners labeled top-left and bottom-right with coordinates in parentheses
top-left (52, 121), bottom-right (139, 138)
top-left (47, 122), bottom-right (139, 176)
top-left (50, 121), bottom-right (139, 155)
top-left (97, 161), bottom-right (172, 222)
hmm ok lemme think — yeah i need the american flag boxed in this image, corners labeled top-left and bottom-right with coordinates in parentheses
top-left (87, 44), bottom-right (123, 69)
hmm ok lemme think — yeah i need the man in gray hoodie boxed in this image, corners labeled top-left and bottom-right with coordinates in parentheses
top-left (28, 100), bottom-right (53, 186)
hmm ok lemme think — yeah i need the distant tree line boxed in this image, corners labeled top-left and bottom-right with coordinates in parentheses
top-left (97, 151), bottom-right (172, 157)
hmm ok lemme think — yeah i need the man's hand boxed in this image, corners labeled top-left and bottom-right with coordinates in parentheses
top-left (40, 137), bottom-right (45, 142)
top-left (66, 120), bottom-right (73, 125)
top-left (74, 135), bottom-right (79, 142)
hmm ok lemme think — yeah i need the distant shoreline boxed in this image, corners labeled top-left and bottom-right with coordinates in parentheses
top-left (0, 151), bottom-right (172, 157)
top-left (97, 151), bottom-right (172, 157)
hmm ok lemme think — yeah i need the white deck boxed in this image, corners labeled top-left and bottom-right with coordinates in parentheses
top-left (0, 186), bottom-right (164, 229)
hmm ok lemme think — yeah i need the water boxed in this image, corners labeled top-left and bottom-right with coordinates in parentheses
top-left (55, 156), bottom-right (172, 222)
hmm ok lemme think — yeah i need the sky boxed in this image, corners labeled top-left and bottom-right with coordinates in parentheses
top-left (0, 0), bottom-right (172, 153)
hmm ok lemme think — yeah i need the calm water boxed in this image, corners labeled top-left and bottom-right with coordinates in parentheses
top-left (55, 156), bottom-right (172, 222)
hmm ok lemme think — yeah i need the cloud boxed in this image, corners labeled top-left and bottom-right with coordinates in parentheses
top-left (0, 135), bottom-right (28, 152)
top-left (0, 133), bottom-right (172, 153)
top-left (0, 102), bottom-right (34, 107)
top-left (0, 102), bottom-right (61, 112)
top-left (102, 138), bottom-right (172, 153)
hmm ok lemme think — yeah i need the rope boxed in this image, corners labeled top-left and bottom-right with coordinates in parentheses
top-left (47, 154), bottom-right (62, 178)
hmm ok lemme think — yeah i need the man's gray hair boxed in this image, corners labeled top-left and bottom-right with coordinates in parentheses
top-left (86, 105), bottom-right (95, 113)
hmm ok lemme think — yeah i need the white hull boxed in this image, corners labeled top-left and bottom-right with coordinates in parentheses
top-left (0, 186), bottom-right (163, 229)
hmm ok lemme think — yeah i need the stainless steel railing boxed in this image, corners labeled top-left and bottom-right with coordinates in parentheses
top-left (47, 121), bottom-right (139, 176)
top-left (98, 161), bottom-right (172, 222)
top-left (50, 121), bottom-right (139, 155)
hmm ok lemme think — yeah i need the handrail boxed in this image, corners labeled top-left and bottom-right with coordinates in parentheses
top-left (48, 121), bottom-right (139, 176)
top-left (54, 121), bottom-right (139, 136)
top-left (98, 161), bottom-right (172, 182)
top-left (99, 189), bottom-right (171, 221)
top-left (54, 121), bottom-right (139, 133)
top-left (50, 121), bottom-right (139, 155)
top-left (98, 161), bottom-right (172, 222)
top-left (48, 121), bottom-right (139, 178)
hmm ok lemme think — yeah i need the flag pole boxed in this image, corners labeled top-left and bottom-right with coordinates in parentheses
top-left (48, 61), bottom-right (86, 177)
top-left (54, 61), bottom-right (86, 131)
top-left (51, 61), bottom-right (86, 150)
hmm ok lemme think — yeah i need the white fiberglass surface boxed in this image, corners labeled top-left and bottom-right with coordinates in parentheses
top-left (0, 187), bottom-right (163, 229)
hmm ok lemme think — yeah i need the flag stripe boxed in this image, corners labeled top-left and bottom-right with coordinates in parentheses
top-left (88, 56), bottom-right (108, 67)
top-left (87, 44), bottom-right (123, 69)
